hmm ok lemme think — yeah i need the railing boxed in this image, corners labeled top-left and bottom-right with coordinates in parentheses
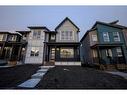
top-left (92, 57), bottom-right (126, 64)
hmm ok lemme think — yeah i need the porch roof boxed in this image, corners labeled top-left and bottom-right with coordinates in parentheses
top-left (91, 43), bottom-right (123, 48)
top-left (44, 42), bottom-right (80, 46)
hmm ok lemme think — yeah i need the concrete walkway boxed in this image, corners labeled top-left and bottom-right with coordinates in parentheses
top-left (106, 71), bottom-right (127, 79)
top-left (18, 66), bottom-right (54, 88)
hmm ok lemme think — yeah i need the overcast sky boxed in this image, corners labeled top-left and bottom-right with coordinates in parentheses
top-left (0, 6), bottom-right (127, 39)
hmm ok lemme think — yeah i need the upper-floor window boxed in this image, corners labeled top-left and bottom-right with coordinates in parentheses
top-left (92, 34), bottom-right (98, 41)
top-left (61, 31), bottom-right (73, 40)
top-left (103, 32), bottom-right (110, 42)
top-left (30, 47), bottom-right (39, 56)
top-left (113, 32), bottom-right (120, 42)
top-left (51, 34), bottom-right (55, 40)
top-left (8, 35), bottom-right (17, 41)
top-left (33, 30), bottom-right (41, 39)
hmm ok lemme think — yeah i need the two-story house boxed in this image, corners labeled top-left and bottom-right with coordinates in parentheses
top-left (0, 31), bottom-right (22, 65)
top-left (22, 27), bottom-right (49, 64)
top-left (43, 17), bottom-right (81, 65)
top-left (80, 21), bottom-right (127, 70)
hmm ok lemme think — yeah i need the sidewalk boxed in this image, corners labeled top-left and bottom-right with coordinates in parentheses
top-left (106, 71), bottom-right (127, 79)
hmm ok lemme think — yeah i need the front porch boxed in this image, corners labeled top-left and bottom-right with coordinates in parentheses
top-left (0, 42), bottom-right (24, 66)
top-left (43, 42), bottom-right (81, 66)
top-left (91, 44), bottom-right (127, 70)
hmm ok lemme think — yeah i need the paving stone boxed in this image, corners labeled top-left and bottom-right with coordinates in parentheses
top-left (106, 71), bottom-right (127, 79)
top-left (39, 66), bottom-right (55, 69)
top-left (18, 78), bottom-right (41, 88)
top-left (31, 72), bottom-right (45, 78)
top-left (37, 69), bottom-right (48, 73)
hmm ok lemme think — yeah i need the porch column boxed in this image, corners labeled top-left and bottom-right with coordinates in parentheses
top-left (97, 46), bottom-right (101, 64)
top-left (0, 42), bottom-right (5, 58)
top-left (17, 45), bottom-right (22, 61)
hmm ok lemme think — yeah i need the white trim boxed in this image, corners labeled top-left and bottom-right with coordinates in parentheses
top-left (55, 62), bottom-right (81, 66)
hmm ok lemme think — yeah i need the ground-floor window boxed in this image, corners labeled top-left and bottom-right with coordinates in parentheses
top-left (30, 47), bottom-right (39, 57)
top-left (116, 47), bottom-right (123, 57)
top-left (60, 47), bottom-right (74, 58)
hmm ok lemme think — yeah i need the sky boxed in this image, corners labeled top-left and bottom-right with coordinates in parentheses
top-left (0, 6), bottom-right (127, 40)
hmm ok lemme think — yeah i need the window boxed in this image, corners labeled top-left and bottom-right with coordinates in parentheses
top-left (61, 31), bottom-right (73, 40)
top-left (106, 49), bottom-right (112, 57)
top-left (8, 35), bottom-right (17, 41)
top-left (60, 48), bottom-right (74, 58)
top-left (0, 34), bottom-right (4, 41)
top-left (93, 49), bottom-right (98, 57)
top-left (33, 30), bottom-right (41, 39)
top-left (51, 34), bottom-right (55, 40)
top-left (116, 47), bottom-right (123, 57)
top-left (113, 32), bottom-right (120, 41)
top-left (103, 32), bottom-right (110, 42)
top-left (0, 34), bottom-right (6, 41)
top-left (30, 47), bottom-right (39, 56)
top-left (92, 34), bottom-right (97, 41)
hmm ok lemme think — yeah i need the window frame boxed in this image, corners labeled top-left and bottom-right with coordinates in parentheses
top-left (30, 47), bottom-right (39, 57)
top-left (103, 32), bottom-right (110, 42)
top-left (32, 30), bottom-right (41, 39)
top-left (113, 32), bottom-right (120, 42)
top-left (60, 31), bottom-right (73, 40)
top-left (60, 47), bottom-right (74, 58)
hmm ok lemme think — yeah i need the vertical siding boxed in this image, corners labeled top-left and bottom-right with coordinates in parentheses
top-left (97, 24), bottom-right (124, 44)
top-left (56, 20), bottom-right (79, 42)
top-left (81, 32), bottom-right (92, 64)
top-left (25, 29), bottom-right (45, 64)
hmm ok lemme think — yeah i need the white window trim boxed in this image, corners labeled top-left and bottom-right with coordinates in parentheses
top-left (113, 32), bottom-right (120, 42)
top-left (92, 34), bottom-right (98, 41)
top-left (103, 32), bottom-right (110, 42)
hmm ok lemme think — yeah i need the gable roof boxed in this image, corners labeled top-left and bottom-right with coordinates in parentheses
top-left (91, 21), bottom-right (127, 30)
top-left (55, 17), bottom-right (80, 32)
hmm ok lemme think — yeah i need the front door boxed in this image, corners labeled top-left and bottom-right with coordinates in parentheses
top-left (49, 47), bottom-right (55, 62)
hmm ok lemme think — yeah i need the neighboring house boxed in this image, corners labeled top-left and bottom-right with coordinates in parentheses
top-left (22, 27), bottom-right (49, 64)
top-left (80, 21), bottom-right (127, 69)
top-left (43, 17), bottom-right (81, 65)
top-left (0, 31), bottom-right (22, 65)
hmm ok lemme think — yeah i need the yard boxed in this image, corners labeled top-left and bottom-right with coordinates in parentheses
top-left (0, 65), bottom-right (127, 89)
top-left (36, 66), bottom-right (127, 89)
top-left (0, 64), bottom-right (40, 89)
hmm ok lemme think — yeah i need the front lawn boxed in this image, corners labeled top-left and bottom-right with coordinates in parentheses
top-left (36, 66), bottom-right (127, 89)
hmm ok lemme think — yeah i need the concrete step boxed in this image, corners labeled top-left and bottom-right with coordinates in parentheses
top-left (37, 69), bottom-right (48, 73)
top-left (31, 72), bottom-right (45, 79)
top-left (18, 78), bottom-right (41, 88)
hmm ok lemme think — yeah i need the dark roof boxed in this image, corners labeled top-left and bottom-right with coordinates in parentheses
top-left (27, 26), bottom-right (50, 31)
top-left (0, 31), bottom-right (22, 36)
top-left (44, 31), bottom-right (57, 33)
top-left (55, 17), bottom-right (80, 32)
top-left (91, 21), bottom-right (127, 30)
top-left (44, 42), bottom-right (80, 46)
top-left (16, 31), bottom-right (31, 34)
